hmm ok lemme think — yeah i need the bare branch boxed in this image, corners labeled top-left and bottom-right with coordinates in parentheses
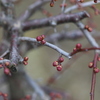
top-left (22, 11), bottom-right (89, 31)
top-left (18, 37), bottom-right (71, 59)
top-left (64, 1), bottom-right (100, 13)
top-left (76, 21), bottom-right (99, 53)
top-left (24, 73), bottom-right (50, 100)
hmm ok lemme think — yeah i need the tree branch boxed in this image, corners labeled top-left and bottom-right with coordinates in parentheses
top-left (18, 37), bottom-right (71, 59)
top-left (76, 21), bottom-right (99, 51)
top-left (22, 11), bottom-right (89, 31)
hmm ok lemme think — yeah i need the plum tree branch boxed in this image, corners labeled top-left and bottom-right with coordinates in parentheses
top-left (76, 21), bottom-right (100, 53)
top-left (22, 11), bottom-right (89, 31)
top-left (18, 37), bottom-right (71, 59)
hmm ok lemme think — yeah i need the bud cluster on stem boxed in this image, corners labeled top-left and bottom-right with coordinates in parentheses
top-left (52, 56), bottom-right (64, 71)
top-left (88, 55), bottom-right (100, 73)
top-left (72, 43), bottom-right (82, 53)
top-left (36, 35), bottom-right (46, 44)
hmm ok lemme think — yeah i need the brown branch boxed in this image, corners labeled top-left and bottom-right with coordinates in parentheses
top-left (70, 47), bottom-right (100, 56)
top-left (90, 53), bottom-right (98, 100)
top-left (22, 11), bottom-right (89, 31)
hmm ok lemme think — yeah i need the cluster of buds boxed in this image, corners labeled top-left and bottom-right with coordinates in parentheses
top-left (0, 92), bottom-right (8, 100)
top-left (50, 0), bottom-right (57, 7)
top-left (52, 56), bottom-right (64, 71)
top-left (50, 92), bottom-right (62, 100)
top-left (88, 56), bottom-right (100, 73)
top-left (20, 95), bottom-right (31, 100)
top-left (84, 25), bottom-right (93, 32)
top-left (73, 43), bottom-right (82, 52)
top-left (36, 35), bottom-right (46, 44)
top-left (23, 57), bottom-right (29, 65)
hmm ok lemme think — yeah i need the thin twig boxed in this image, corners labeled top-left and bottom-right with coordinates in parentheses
top-left (64, 1), bottom-right (100, 13)
top-left (90, 53), bottom-right (98, 100)
top-left (18, 37), bottom-right (71, 59)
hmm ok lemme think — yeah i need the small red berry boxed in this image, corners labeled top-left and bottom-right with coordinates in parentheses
top-left (52, 61), bottom-right (58, 67)
top-left (24, 57), bottom-right (29, 61)
top-left (88, 62), bottom-right (93, 68)
top-left (76, 43), bottom-right (82, 50)
top-left (58, 57), bottom-right (64, 62)
top-left (4, 68), bottom-right (10, 75)
top-left (94, 68), bottom-right (99, 73)
top-left (41, 40), bottom-right (46, 44)
top-left (36, 36), bottom-right (42, 41)
top-left (56, 65), bottom-right (62, 71)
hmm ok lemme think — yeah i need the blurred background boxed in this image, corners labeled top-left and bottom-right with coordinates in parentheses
top-left (1, 0), bottom-right (100, 100)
